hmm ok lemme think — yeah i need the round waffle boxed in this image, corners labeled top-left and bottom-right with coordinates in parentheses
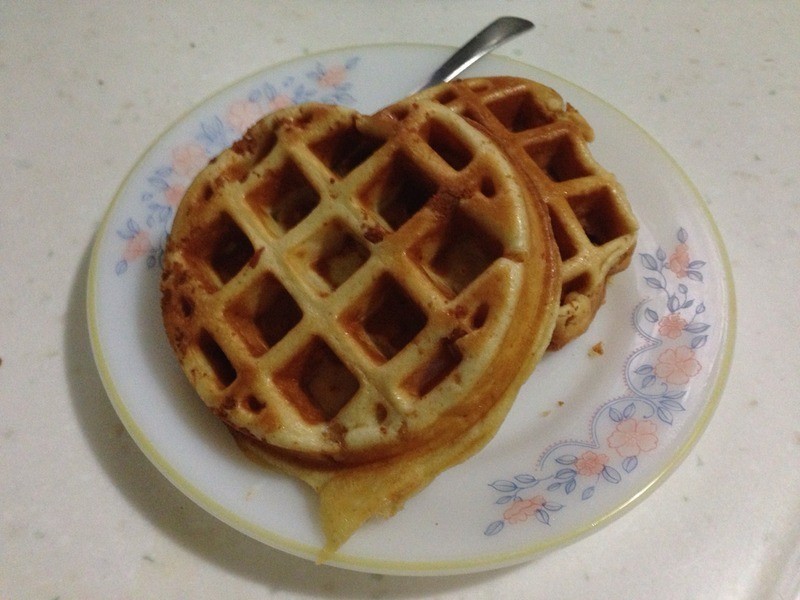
top-left (377, 77), bottom-right (639, 349)
top-left (161, 101), bottom-right (559, 471)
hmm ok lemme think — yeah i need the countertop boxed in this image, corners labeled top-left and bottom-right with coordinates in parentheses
top-left (2, 2), bottom-right (799, 598)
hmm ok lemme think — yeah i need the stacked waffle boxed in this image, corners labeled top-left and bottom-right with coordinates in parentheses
top-left (381, 77), bottom-right (639, 348)
top-left (160, 77), bottom-right (637, 558)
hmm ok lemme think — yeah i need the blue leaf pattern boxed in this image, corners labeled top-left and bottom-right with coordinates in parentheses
top-left (515, 474), bottom-right (537, 484)
top-left (622, 456), bottom-right (638, 473)
top-left (602, 466), bottom-right (622, 484)
top-left (641, 253), bottom-right (658, 270)
top-left (490, 480), bottom-right (518, 493)
top-left (485, 521), bottom-right (504, 536)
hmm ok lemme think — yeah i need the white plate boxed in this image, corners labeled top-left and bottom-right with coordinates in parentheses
top-left (87, 44), bottom-right (735, 575)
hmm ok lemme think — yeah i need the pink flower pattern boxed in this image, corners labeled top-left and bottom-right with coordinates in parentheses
top-left (607, 419), bottom-right (659, 458)
top-left (658, 313), bottom-right (686, 339)
top-left (171, 143), bottom-right (208, 178)
top-left (655, 346), bottom-right (702, 385)
top-left (317, 64), bottom-right (347, 88)
top-left (267, 94), bottom-right (293, 111)
top-left (668, 243), bottom-right (691, 278)
top-left (227, 100), bottom-right (264, 134)
top-left (122, 230), bottom-right (150, 263)
top-left (574, 451), bottom-right (609, 476)
top-left (164, 185), bottom-right (186, 208)
top-left (503, 495), bottom-right (546, 524)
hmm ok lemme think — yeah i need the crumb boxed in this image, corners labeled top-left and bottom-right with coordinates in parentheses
top-left (540, 410), bottom-right (551, 418)
top-left (589, 342), bottom-right (604, 357)
top-left (557, 400), bottom-right (565, 407)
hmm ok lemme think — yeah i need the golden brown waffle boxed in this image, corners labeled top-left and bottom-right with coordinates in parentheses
top-left (160, 101), bottom-right (559, 554)
top-left (377, 77), bottom-right (639, 349)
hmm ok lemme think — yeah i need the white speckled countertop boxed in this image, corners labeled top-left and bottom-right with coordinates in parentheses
top-left (2, 2), bottom-right (799, 598)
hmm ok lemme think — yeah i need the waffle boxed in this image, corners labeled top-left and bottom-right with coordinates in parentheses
top-left (377, 77), bottom-right (639, 349)
top-left (160, 101), bottom-right (559, 554)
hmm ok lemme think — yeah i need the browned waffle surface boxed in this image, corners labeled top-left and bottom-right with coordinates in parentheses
top-left (160, 101), bottom-right (560, 553)
top-left (377, 77), bottom-right (639, 349)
